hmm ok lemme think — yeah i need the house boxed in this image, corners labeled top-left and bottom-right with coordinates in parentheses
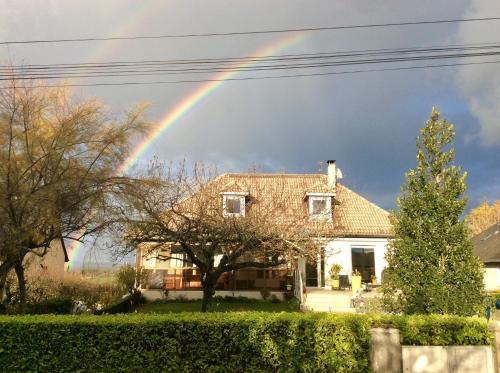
top-left (472, 222), bottom-right (500, 291)
top-left (1, 240), bottom-right (67, 302)
top-left (137, 160), bottom-right (393, 299)
top-left (23, 240), bottom-right (68, 281)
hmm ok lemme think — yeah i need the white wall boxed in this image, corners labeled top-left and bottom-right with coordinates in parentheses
top-left (484, 267), bottom-right (500, 291)
top-left (323, 237), bottom-right (389, 287)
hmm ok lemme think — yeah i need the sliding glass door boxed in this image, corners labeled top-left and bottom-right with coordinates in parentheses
top-left (351, 247), bottom-right (375, 282)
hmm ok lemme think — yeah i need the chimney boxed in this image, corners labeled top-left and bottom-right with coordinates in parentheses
top-left (327, 160), bottom-right (336, 189)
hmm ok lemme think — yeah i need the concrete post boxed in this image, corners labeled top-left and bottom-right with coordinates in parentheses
top-left (317, 253), bottom-right (322, 288)
top-left (370, 328), bottom-right (402, 373)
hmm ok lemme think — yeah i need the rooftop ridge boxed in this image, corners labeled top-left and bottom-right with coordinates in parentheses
top-left (223, 172), bottom-right (327, 178)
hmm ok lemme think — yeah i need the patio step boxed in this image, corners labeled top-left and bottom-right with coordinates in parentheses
top-left (303, 304), bottom-right (356, 313)
top-left (303, 289), bottom-right (355, 313)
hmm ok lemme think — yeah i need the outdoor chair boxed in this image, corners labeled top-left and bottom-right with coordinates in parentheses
top-left (338, 275), bottom-right (351, 290)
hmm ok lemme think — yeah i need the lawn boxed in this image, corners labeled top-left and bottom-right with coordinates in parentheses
top-left (138, 297), bottom-right (300, 313)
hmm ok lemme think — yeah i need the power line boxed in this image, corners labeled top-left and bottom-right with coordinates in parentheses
top-left (3, 41), bottom-right (500, 73)
top-left (3, 49), bottom-right (500, 80)
top-left (2, 16), bottom-right (500, 45)
top-left (2, 59), bottom-right (499, 89)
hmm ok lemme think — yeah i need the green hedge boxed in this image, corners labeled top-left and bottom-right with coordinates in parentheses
top-left (24, 298), bottom-right (73, 315)
top-left (0, 313), bottom-right (491, 372)
top-left (373, 314), bottom-right (492, 346)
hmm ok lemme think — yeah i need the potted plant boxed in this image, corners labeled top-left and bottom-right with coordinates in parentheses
top-left (371, 275), bottom-right (377, 285)
top-left (351, 269), bottom-right (362, 295)
top-left (286, 284), bottom-right (293, 291)
top-left (329, 264), bottom-right (342, 290)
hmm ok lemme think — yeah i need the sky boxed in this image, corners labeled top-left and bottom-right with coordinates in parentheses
top-left (1, 0), bottom-right (499, 268)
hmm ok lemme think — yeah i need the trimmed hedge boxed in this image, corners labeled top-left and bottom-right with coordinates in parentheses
top-left (24, 298), bottom-right (73, 315)
top-left (372, 314), bottom-right (492, 346)
top-left (0, 313), bottom-right (491, 372)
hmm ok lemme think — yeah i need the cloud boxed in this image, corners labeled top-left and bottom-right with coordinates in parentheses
top-left (455, 0), bottom-right (500, 146)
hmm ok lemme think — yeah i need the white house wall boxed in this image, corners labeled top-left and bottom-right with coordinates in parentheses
top-left (484, 267), bottom-right (500, 291)
top-left (323, 237), bottom-right (389, 287)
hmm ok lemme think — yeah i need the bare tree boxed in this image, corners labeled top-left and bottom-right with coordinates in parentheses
top-left (114, 162), bottom-right (319, 312)
top-left (466, 200), bottom-right (500, 236)
top-left (0, 75), bottom-right (149, 308)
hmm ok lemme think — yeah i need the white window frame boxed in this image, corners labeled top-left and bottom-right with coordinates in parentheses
top-left (143, 248), bottom-right (158, 269)
top-left (306, 193), bottom-right (333, 220)
top-left (221, 192), bottom-right (248, 217)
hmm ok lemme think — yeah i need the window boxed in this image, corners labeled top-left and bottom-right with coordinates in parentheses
top-left (312, 198), bottom-right (327, 215)
top-left (225, 196), bottom-right (241, 214)
top-left (306, 193), bottom-right (333, 220)
top-left (221, 192), bottom-right (248, 217)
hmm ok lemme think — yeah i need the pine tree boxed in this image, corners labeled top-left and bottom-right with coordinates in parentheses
top-left (382, 107), bottom-right (484, 316)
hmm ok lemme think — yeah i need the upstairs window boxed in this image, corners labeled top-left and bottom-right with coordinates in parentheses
top-left (225, 196), bottom-right (242, 215)
top-left (221, 192), bottom-right (248, 217)
top-left (306, 193), bottom-right (333, 220)
top-left (312, 198), bottom-right (328, 215)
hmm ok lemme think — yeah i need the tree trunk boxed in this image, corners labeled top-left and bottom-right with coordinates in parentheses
top-left (0, 259), bottom-right (14, 280)
top-left (14, 262), bottom-right (27, 313)
top-left (201, 273), bottom-right (219, 312)
top-left (0, 272), bottom-right (7, 304)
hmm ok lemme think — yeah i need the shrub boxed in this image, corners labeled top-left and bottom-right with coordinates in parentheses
top-left (24, 298), bottom-right (73, 315)
top-left (115, 264), bottom-right (150, 296)
top-left (259, 288), bottom-right (271, 300)
top-left (0, 313), bottom-right (372, 372)
top-left (0, 313), bottom-right (491, 372)
top-left (57, 274), bottom-right (124, 311)
top-left (269, 294), bottom-right (281, 303)
top-left (485, 292), bottom-right (500, 310)
top-left (372, 314), bottom-right (492, 346)
top-left (94, 291), bottom-right (146, 315)
top-left (3, 273), bottom-right (123, 314)
top-left (283, 291), bottom-right (296, 301)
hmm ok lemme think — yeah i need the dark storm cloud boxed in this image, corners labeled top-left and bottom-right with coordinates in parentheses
top-left (1, 0), bottom-right (498, 215)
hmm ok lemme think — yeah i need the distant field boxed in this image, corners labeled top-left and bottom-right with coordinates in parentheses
top-left (138, 298), bottom-right (300, 313)
top-left (64, 270), bottom-right (117, 286)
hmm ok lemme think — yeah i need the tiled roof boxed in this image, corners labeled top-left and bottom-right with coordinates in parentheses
top-left (215, 173), bottom-right (393, 238)
top-left (472, 222), bottom-right (500, 263)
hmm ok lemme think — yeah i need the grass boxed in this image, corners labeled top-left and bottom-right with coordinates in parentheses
top-left (138, 297), bottom-right (300, 313)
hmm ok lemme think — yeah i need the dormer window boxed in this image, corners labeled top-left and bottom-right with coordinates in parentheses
top-left (306, 193), bottom-right (334, 220)
top-left (221, 192), bottom-right (248, 217)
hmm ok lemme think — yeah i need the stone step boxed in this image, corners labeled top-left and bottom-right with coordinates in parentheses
top-left (305, 296), bottom-right (352, 302)
top-left (305, 301), bottom-right (351, 307)
top-left (303, 304), bottom-right (356, 313)
top-left (306, 295), bottom-right (351, 302)
top-left (305, 301), bottom-right (352, 307)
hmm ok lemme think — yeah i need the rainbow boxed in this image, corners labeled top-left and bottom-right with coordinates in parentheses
top-left (66, 32), bottom-right (308, 270)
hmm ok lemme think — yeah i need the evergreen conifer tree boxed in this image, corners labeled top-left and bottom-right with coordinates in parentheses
top-left (382, 107), bottom-right (484, 316)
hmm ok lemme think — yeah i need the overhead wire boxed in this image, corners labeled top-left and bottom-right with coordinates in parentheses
top-left (1, 16), bottom-right (500, 45)
top-left (1, 59), bottom-right (499, 89)
top-left (2, 48), bottom-right (500, 80)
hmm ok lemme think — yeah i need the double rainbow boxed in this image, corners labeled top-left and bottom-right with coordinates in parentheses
top-left (66, 32), bottom-right (308, 269)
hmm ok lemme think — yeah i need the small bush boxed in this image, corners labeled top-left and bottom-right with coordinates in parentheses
top-left (270, 294), bottom-right (281, 303)
top-left (213, 295), bottom-right (253, 303)
top-left (2, 273), bottom-right (123, 314)
top-left (259, 288), bottom-right (271, 300)
top-left (485, 292), bottom-right (500, 311)
top-left (94, 291), bottom-right (146, 315)
top-left (25, 298), bottom-right (73, 315)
